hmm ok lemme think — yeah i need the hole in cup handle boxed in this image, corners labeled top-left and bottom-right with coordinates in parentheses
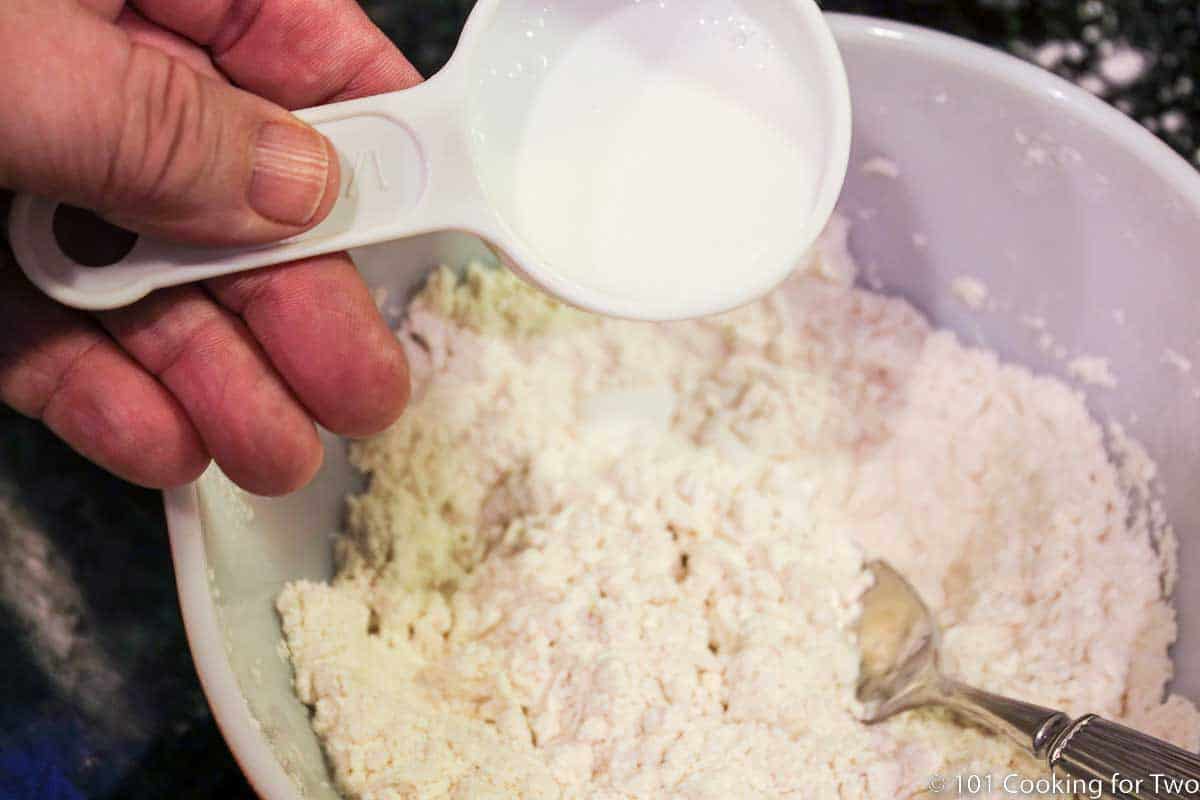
top-left (7, 86), bottom-right (466, 310)
top-left (8, 193), bottom-right (344, 310)
top-left (51, 205), bottom-right (140, 267)
top-left (7, 193), bottom-right (156, 310)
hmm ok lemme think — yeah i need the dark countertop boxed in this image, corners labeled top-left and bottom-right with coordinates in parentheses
top-left (1, 2), bottom-right (1196, 798)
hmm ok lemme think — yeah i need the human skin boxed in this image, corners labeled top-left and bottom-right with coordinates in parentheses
top-left (0, 0), bottom-right (420, 496)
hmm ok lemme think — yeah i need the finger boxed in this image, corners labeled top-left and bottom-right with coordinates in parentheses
top-left (116, 7), bottom-right (224, 80)
top-left (0, 259), bottom-right (209, 488)
top-left (0, 0), bottom-right (339, 244)
top-left (96, 286), bottom-right (324, 496)
top-left (128, 0), bottom-right (415, 437)
top-left (131, 0), bottom-right (423, 107)
top-left (205, 255), bottom-right (410, 438)
top-left (74, 0), bottom-right (123, 19)
top-left (101, 7), bottom-right (410, 439)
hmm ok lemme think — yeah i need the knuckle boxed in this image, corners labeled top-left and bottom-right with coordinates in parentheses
top-left (210, 0), bottom-right (266, 58)
top-left (141, 305), bottom-right (232, 381)
top-left (98, 44), bottom-right (214, 214)
top-left (37, 337), bottom-right (106, 422)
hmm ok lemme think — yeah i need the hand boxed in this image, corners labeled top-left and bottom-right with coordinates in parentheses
top-left (0, 0), bottom-right (419, 495)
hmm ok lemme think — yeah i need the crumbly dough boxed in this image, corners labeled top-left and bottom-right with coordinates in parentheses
top-left (278, 219), bottom-right (1198, 799)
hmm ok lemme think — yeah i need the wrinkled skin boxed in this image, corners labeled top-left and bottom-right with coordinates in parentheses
top-left (0, 0), bottom-right (419, 495)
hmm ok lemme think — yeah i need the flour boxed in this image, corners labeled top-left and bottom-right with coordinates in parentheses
top-left (860, 157), bottom-right (900, 179)
top-left (1067, 354), bottom-right (1118, 388)
top-left (1163, 348), bottom-right (1193, 375)
top-left (278, 220), bottom-right (1198, 799)
top-left (950, 276), bottom-right (989, 310)
top-left (1096, 44), bottom-right (1149, 89)
top-left (1031, 38), bottom-right (1150, 93)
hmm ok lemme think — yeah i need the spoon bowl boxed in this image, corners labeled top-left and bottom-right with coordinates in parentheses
top-left (854, 560), bottom-right (1200, 799)
top-left (854, 560), bottom-right (941, 723)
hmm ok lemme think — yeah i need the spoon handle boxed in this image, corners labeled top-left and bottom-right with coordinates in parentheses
top-left (940, 681), bottom-right (1200, 798)
top-left (1047, 714), bottom-right (1200, 800)
top-left (939, 679), bottom-right (1071, 756)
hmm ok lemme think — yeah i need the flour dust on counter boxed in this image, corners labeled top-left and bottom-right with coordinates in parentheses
top-left (277, 218), bottom-right (1197, 799)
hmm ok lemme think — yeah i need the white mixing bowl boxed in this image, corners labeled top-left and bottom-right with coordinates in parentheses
top-left (164, 15), bottom-right (1200, 799)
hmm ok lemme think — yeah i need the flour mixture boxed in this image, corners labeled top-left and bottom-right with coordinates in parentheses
top-left (278, 220), bottom-right (1199, 799)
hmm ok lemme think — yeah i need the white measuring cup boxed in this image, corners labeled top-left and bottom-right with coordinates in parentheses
top-left (8, 0), bottom-right (850, 322)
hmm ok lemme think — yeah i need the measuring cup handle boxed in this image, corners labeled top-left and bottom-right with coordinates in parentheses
top-left (7, 75), bottom-right (480, 310)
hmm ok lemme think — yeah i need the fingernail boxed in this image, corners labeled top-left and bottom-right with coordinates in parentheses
top-left (250, 122), bottom-right (331, 226)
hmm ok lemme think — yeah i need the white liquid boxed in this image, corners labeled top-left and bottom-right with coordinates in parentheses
top-left (507, 2), bottom-right (825, 315)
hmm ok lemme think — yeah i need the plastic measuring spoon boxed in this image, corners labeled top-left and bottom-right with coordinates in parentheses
top-left (8, 0), bottom-right (850, 322)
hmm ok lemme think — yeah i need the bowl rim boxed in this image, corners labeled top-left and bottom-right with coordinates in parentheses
top-left (165, 14), bottom-right (1200, 800)
top-left (827, 14), bottom-right (1200, 203)
top-left (166, 487), bottom-right (305, 798)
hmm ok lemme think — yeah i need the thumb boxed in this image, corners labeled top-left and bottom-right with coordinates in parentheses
top-left (0, 0), bottom-right (339, 245)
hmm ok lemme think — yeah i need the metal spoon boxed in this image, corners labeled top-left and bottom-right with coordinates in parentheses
top-left (856, 560), bottom-right (1200, 800)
